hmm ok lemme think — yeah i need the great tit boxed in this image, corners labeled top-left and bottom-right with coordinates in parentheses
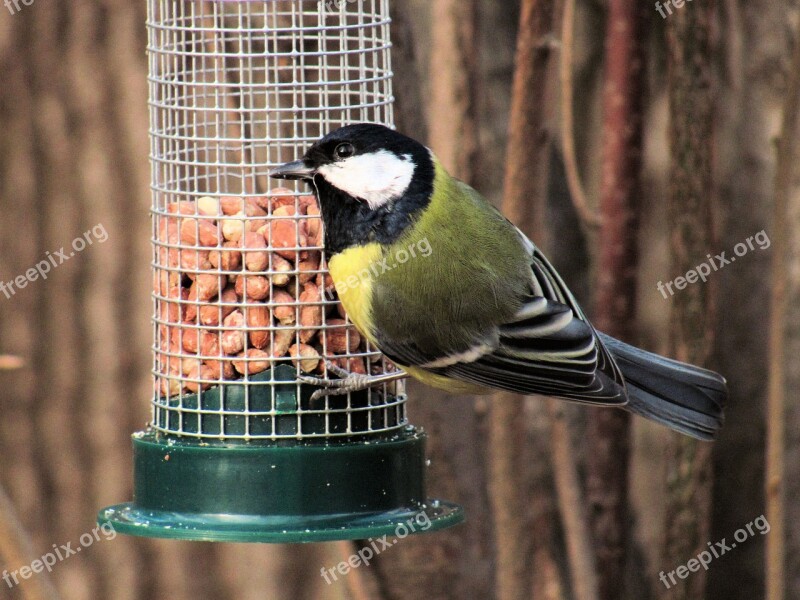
top-left (270, 123), bottom-right (726, 440)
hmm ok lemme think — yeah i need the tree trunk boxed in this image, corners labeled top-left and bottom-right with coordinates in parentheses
top-left (660, 4), bottom-right (717, 600)
top-left (708, 1), bottom-right (793, 598)
top-left (765, 15), bottom-right (800, 600)
top-left (497, 1), bottom-right (565, 599)
top-left (586, 2), bottom-right (648, 599)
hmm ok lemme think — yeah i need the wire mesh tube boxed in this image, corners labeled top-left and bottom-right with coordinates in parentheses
top-left (148, 0), bottom-right (406, 441)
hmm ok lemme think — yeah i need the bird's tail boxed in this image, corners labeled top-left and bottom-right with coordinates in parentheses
top-left (598, 333), bottom-right (727, 440)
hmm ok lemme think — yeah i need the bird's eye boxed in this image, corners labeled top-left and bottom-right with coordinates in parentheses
top-left (334, 143), bottom-right (355, 159)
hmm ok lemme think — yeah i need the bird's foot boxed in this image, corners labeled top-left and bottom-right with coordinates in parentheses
top-left (299, 361), bottom-right (407, 402)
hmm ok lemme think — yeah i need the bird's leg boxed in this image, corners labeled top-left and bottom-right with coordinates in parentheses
top-left (298, 361), bottom-right (408, 401)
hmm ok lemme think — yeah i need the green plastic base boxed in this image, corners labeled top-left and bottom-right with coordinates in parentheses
top-left (98, 429), bottom-right (464, 543)
top-left (98, 502), bottom-right (463, 543)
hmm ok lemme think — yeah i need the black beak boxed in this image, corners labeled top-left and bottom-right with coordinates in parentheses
top-left (269, 160), bottom-right (316, 180)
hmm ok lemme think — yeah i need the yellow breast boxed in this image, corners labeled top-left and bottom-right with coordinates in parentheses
top-left (327, 243), bottom-right (383, 345)
top-left (328, 243), bottom-right (489, 395)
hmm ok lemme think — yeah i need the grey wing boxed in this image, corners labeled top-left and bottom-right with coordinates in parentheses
top-left (379, 230), bottom-right (628, 405)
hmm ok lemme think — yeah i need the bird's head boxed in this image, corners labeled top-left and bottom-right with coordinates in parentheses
top-left (269, 124), bottom-right (436, 254)
top-left (269, 123), bottom-right (434, 211)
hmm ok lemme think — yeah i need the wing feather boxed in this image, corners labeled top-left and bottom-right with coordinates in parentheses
top-left (376, 226), bottom-right (627, 405)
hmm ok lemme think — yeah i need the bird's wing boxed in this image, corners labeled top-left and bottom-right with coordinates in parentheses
top-left (378, 229), bottom-right (628, 405)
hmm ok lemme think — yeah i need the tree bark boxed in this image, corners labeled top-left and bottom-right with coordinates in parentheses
top-left (498, 1), bottom-right (565, 599)
top-left (586, 2), bottom-right (648, 599)
top-left (661, 4), bottom-right (717, 599)
top-left (765, 17), bottom-right (800, 600)
top-left (709, 1), bottom-right (791, 598)
top-left (426, 0), bottom-right (479, 181)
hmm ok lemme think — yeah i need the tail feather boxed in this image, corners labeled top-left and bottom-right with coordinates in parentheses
top-left (598, 333), bottom-right (727, 440)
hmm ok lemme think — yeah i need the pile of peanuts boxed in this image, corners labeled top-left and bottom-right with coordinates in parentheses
top-left (154, 188), bottom-right (379, 396)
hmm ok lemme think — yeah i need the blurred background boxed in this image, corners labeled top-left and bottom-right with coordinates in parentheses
top-left (0, 0), bottom-right (799, 599)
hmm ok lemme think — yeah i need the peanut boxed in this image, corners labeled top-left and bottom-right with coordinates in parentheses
top-left (269, 255), bottom-right (293, 287)
top-left (209, 240), bottom-right (242, 272)
top-left (156, 220), bottom-right (181, 271)
top-left (268, 187), bottom-right (296, 211)
top-left (200, 331), bottom-right (236, 380)
top-left (179, 248), bottom-right (212, 272)
top-left (270, 328), bottom-right (294, 358)
top-left (243, 232), bottom-right (269, 272)
top-left (184, 363), bottom-right (216, 393)
top-left (195, 273), bottom-right (225, 301)
top-left (233, 348), bottom-right (271, 375)
top-left (272, 205), bottom-right (296, 218)
top-left (220, 196), bottom-right (267, 217)
top-left (166, 201), bottom-right (197, 215)
top-left (184, 283), bottom-right (199, 322)
top-left (180, 356), bottom-right (202, 376)
top-left (304, 203), bottom-right (323, 247)
top-left (329, 356), bottom-right (367, 375)
top-left (178, 325), bottom-right (202, 354)
top-left (220, 310), bottom-right (246, 355)
top-left (160, 285), bottom-right (187, 324)
top-left (199, 326), bottom-right (219, 355)
top-left (234, 275), bottom-right (270, 301)
top-left (157, 215), bottom-right (180, 240)
top-left (220, 213), bottom-right (251, 242)
top-left (263, 218), bottom-right (307, 260)
top-left (249, 195), bottom-right (271, 211)
top-left (246, 305), bottom-right (270, 349)
top-left (179, 218), bottom-right (221, 247)
top-left (271, 289), bottom-right (296, 325)
top-left (157, 375), bottom-right (183, 397)
top-left (199, 286), bottom-right (238, 326)
top-left (299, 195), bottom-right (317, 213)
top-left (297, 250), bottom-right (320, 284)
top-left (290, 343), bottom-right (320, 373)
top-left (197, 196), bottom-right (220, 216)
top-left (220, 196), bottom-right (244, 216)
top-left (298, 282), bottom-right (322, 343)
top-left (325, 318), bottom-right (361, 353)
top-left (245, 198), bottom-right (268, 217)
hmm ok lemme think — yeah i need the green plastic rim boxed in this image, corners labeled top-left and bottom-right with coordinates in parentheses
top-left (98, 428), bottom-right (464, 543)
top-left (97, 502), bottom-right (464, 543)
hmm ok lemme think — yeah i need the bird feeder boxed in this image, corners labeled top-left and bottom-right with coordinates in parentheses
top-left (97, 0), bottom-right (463, 542)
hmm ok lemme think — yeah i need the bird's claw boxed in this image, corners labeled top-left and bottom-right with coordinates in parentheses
top-left (324, 360), bottom-right (352, 379)
top-left (298, 361), bottom-right (404, 401)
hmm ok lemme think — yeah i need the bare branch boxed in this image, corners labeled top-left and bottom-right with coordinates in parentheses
top-left (547, 401), bottom-right (599, 600)
top-left (559, 0), bottom-right (601, 229)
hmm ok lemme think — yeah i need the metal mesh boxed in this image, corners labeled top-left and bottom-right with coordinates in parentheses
top-left (147, 0), bottom-right (406, 441)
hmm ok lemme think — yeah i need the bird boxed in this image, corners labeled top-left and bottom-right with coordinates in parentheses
top-left (270, 123), bottom-right (727, 440)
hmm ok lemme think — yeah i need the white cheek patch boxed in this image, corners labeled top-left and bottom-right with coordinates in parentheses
top-left (317, 150), bottom-right (415, 209)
